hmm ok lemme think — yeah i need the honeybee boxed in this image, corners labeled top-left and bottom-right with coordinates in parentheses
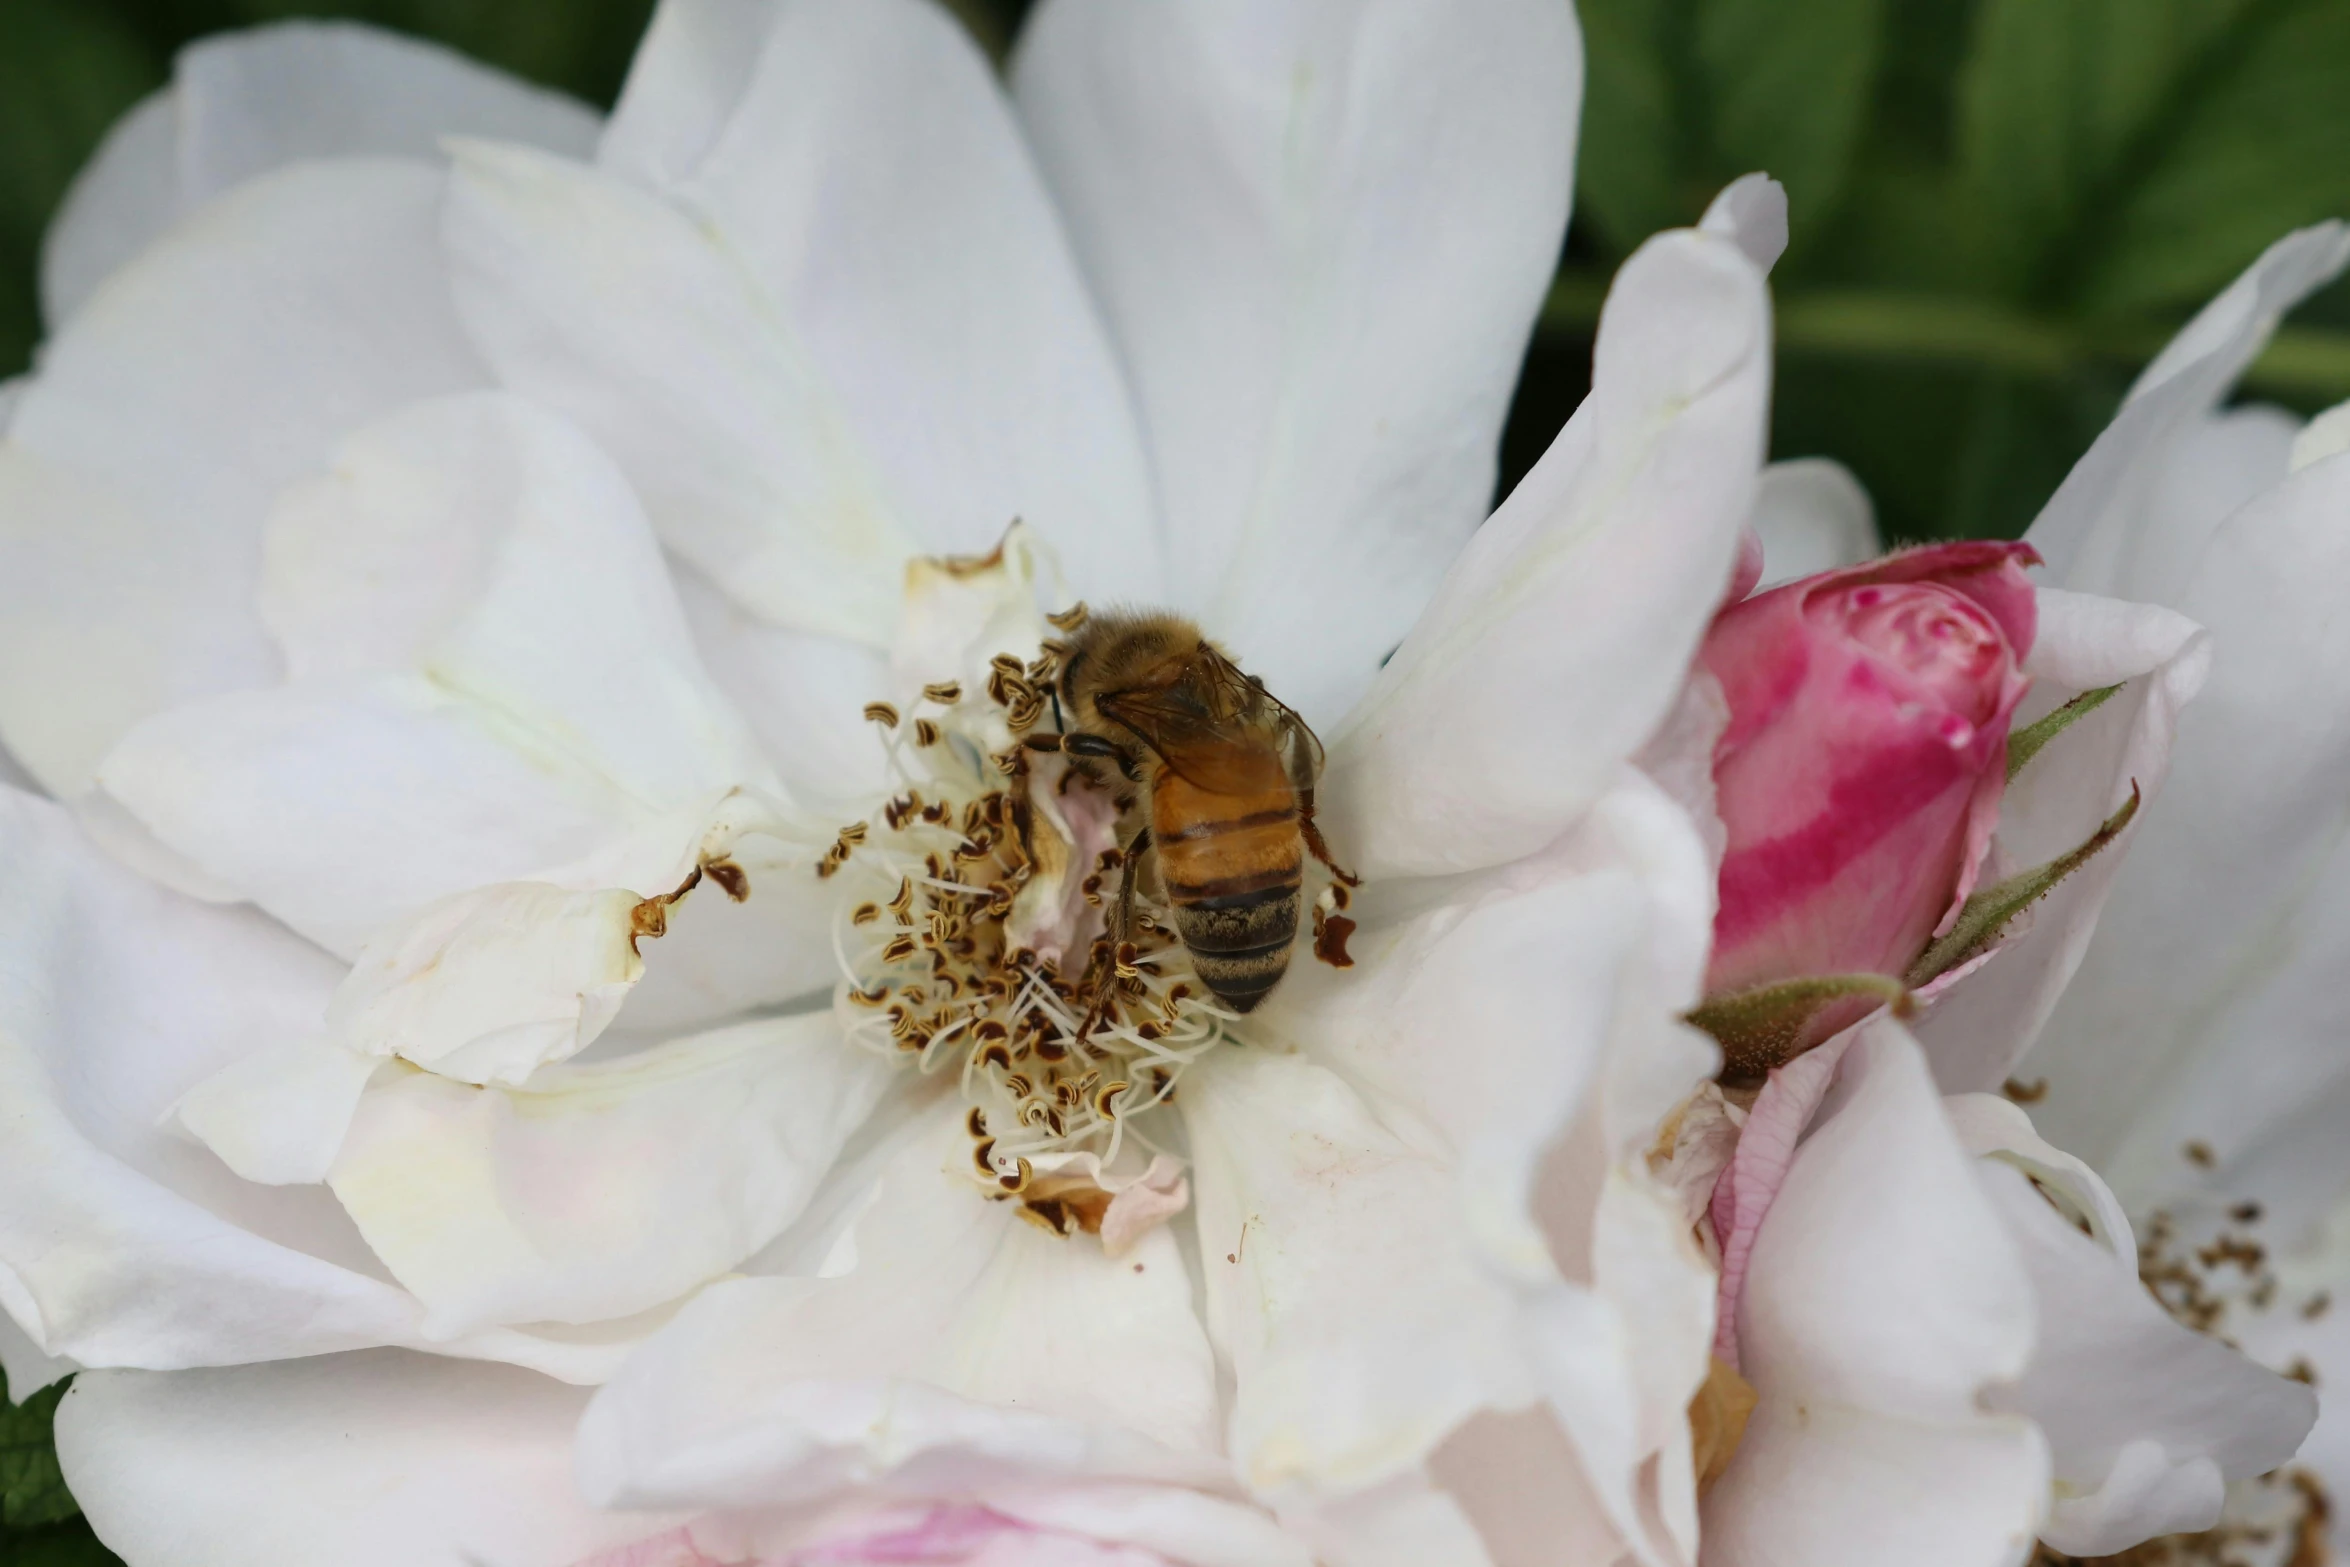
top-left (1038, 611), bottom-right (1355, 1013)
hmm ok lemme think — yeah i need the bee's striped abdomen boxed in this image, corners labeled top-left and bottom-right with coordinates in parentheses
top-left (1153, 772), bottom-right (1303, 1013)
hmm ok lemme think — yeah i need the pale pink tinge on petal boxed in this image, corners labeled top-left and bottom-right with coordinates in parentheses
top-left (1098, 1156), bottom-right (1189, 1260)
top-left (1724, 526), bottom-right (1766, 607)
top-left (1004, 753), bottom-right (1122, 969)
top-left (575, 1507), bottom-right (1176, 1567)
top-left (573, 1525), bottom-right (726, 1567)
top-left (1707, 1031), bottom-right (1860, 1370)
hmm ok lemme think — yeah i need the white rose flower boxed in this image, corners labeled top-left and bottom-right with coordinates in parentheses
top-left (0, 5), bottom-right (1797, 1565)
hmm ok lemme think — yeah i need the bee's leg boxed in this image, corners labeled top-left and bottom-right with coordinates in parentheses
top-left (1297, 792), bottom-right (1361, 889)
top-left (1021, 732), bottom-right (1064, 753)
top-left (1061, 731), bottom-right (1144, 783)
top-left (1110, 826), bottom-right (1152, 950)
top-left (1079, 826), bottom-right (1152, 1043)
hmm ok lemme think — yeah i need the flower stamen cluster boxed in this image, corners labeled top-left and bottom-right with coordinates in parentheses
top-left (823, 639), bottom-right (1235, 1229)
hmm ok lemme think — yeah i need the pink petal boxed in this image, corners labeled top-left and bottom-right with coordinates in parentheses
top-left (1708, 1031), bottom-right (1861, 1369)
top-left (1098, 1156), bottom-right (1189, 1260)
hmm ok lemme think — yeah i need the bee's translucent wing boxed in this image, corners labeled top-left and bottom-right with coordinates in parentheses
top-left (1096, 685), bottom-right (1288, 796)
top-left (1202, 646), bottom-right (1326, 792)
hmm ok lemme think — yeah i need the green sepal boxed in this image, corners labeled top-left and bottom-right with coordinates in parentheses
top-left (1906, 784), bottom-right (2141, 989)
top-left (2006, 684), bottom-right (2122, 783)
top-left (1689, 973), bottom-right (1916, 1086)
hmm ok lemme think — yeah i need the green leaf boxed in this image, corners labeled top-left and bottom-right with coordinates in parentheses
top-left (1695, 0), bottom-right (1886, 249)
top-left (0, 1368), bottom-right (117, 1563)
top-left (1575, 0), bottom-right (1890, 260)
top-left (2088, 0), bottom-right (2350, 315)
top-left (1770, 358), bottom-right (2128, 543)
top-left (1956, 0), bottom-right (2350, 314)
top-left (2006, 683), bottom-right (2123, 781)
top-left (1907, 784), bottom-right (2142, 988)
top-left (2, 1375), bottom-right (79, 1530)
top-left (1688, 972), bottom-right (1915, 1085)
top-left (7, 1524), bottom-right (124, 1566)
top-left (1573, 0), bottom-right (1684, 254)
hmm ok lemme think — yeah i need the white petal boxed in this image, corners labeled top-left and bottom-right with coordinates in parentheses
top-left (0, 1309), bottom-right (75, 1401)
top-left (598, 0), bottom-right (775, 188)
top-left (1704, 1021), bottom-right (2047, 1567)
top-left (658, 1487), bottom-right (1314, 1567)
top-left (0, 787), bottom-right (654, 1383)
top-left (56, 1352), bottom-right (674, 1567)
top-left (672, 560), bottom-right (892, 813)
top-left (36, 89), bottom-right (175, 329)
top-left (41, 21), bottom-right (597, 328)
top-left (1951, 1106), bottom-right (2318, 1550)
top-left (1322, 222), bottom-right (1769, 877)
top-left (329, 882), bottom-right (649, 1085)
top-left (1281, 1474), bottom-right (1499, 1567)
top-left (1, 161), bottom-right (484, 796)
top-left (101, 678), bottom-right (712, 956)
top-left (2199, 1204), bottom-right (2350, 1552)
top-left (990, 1483), bottom-right (1316, 1567)
top-left (445, 138), bottom-right (914, 646)
top-left (1246, 827), bottom-right (1642, 1169)
top-left (658, 0), bottom-right (1160, 598)
top-left (1914, 586), bottom-right (2209, 1093)
top-left (1740, 1024), bottom-right (2035, 1414)
top-left (1943, 1093), bottom-right (2132, 1250)
top-left (577, 1099), bottom-right (1220, 1511)
top-left (455, 0), bottom-right (1163, 643)
top-left (890, 520), bottom-right (1061, 705)
top-left (2040, 1440), bottom-right (2222, 1559)
top-left (1429, 1408), bottom-right (1623, 1567)
top-left (1508, 1153), bottom-right (1718, 1567)
top-left (1261, 769), bottom-right (1715, 1560)
top-left (1750, 457), bottom-right (1879, 586)
top-left (1973, 1161), bottom-right (2312, 1555)
top-left (2027, 223), bottom-right (2349, 601)
top-left (173, 1035), bottom-right (380, 1186)
top-left (1015, 0), bottom-right (1581, 724)
top-left (97, 392), bottom-right (790, 958)
top-left (1183, 1049), bottom-right (1530, 1497)
top-left (0, 784), bottom-right (404, 1367)
top-left (329, 1013), bottom-right (892, 1337)
top-left (1704, 1403), bottom-right (2047, 1567)
top-left (2113, 405), bottom-right (2300, 606)
top-left (618, 826), bottom-right (844, 1034)
top-left (1269, 761), bottom-right (1714, 1199)
top-left (256, 390), bottom-right (772, 795)
top-left (173, 23), bottom-right (596, 209)
top-left (1699, 174), bottom-right (1789, 273)
top-left (1711, 1032), bottom-right (1860, 1371)
top-left (2025, 448), bottom-right (2350, 1187)
top-left (1630, 669), bottom-right (1731, 893)
top-left (2291, 398), bottom-right (2350, 473)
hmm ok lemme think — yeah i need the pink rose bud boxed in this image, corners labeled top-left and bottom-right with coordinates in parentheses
top-left (1700, 542), bottom-right (2038, 1024)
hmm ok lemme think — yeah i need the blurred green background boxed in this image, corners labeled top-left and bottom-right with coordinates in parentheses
top-left (1, 0), bottom-right (2348, 1555)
